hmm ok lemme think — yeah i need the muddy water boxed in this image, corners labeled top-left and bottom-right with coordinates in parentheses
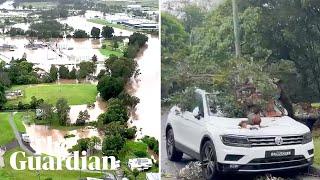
top-left (130, 35), bottom-right (160, 140)
top-left (25, 124), bottom-right (101, 158)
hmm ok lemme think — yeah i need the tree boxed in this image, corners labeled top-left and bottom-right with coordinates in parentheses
top-left (49, 65), bottom-right (58, 82)
top-left (73, 29), bottom-right (88, 38)
top-left (69, 138), bottom-right (91, 153)
top-left (91, 136), bottom-right (101, 150)
top-left (56, 98), bottom-right (70, 126)
top-left (77, 61), bottom-right (96, 79)
top-left (58, 65), bottom-right (69, 79)
top-left (38, 102), bottom-right (54, 122)
top-left (105, 56), bottom-right (137, 79)
top-left (101, 26), bottom-right (114, 39)
top-left (0, 83), bottom-right (7, 109)
top-left (92, 54), bottom-right (98, 63)
top-left (102, 133), bottom-right (125, 157)
top-left (104, 121), bottom-right (136, 139)
top-left (132, 168), bottom-right (140, 180)
top-left (97, 76), bottom-right (125, 101)
top-left (182, 5), bottom-right (204, 33)
top-left (128, 32), bottom-right (148, 48)
top-left (112, 40), bottom-right (119, 50)
top-left (76, 110), bottom-right (90, 126)
top-left (30, 96), bottom-right (44, 109)
top-left (97, 98), bottom-right (128, 125)
top-left (69, 67), bottom-right (77, 79)
top-left (97, 69), bottom-right (107, 80)
top-left (90, 27), bottom-right (100, 38)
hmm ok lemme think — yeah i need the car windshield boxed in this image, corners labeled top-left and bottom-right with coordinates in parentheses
top-left (205, 93), bottom-right (287, 118)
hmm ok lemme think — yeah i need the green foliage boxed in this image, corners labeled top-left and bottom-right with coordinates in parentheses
top-left (0, 83), bottom-right (7, 109)
top-left (69, 138), bottom-right (91, 153)
top-left (182, 4), bottom-right (205, 33)
top-left (49, 65), bottom-right (58, 82)
top-left (133, 150), bottom-right (147, 158)
top-left (30, 20), bottom-right (64, 38)
top-left (76, 110), bottom-right (90, 126)
top-left (55, 98), bottom-right (70, 126)
top-left (77, 61), bottom-right (96, 79)
top-left (90, 27), bottom-right (101, 38)
top-left (97, 98), bottom-right (128, 125)
top-left (58, 65), bottom-right (69, 79)
top-left (141, 135), bottom-right (159, 155)
top-left (104, 121), bottom-right (136, 139)
top-left (69, 67), bottom-right (77, 79)
top-left (8, 59), bottom-right (38, 85)
top-left (102, 133), bottom-right (125, 157)
top-left (97, 76), bottom-right (125, 101)
top-left (73, 29), bottom-right (89, 38)
top-left (128, 32), bottom-right (148, 48)
top-left (104, 56), bottom-right (137, 79)
top-left (101, 26), bottom-right (114, 39)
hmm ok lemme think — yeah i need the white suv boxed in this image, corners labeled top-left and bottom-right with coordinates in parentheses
top-left (166, 89), bottom-right (314, 179)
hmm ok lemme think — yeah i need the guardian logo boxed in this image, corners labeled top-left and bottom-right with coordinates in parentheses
top-left (9, 151), bottom-right (118, 171)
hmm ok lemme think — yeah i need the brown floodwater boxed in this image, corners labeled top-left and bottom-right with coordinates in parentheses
top-left (24, 124), bottom-right (101, 158)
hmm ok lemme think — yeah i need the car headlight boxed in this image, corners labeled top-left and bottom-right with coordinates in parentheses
top-left (221, 135), bottom-right (251, 147)
top-left (302, 132), bottom-right (312, 144)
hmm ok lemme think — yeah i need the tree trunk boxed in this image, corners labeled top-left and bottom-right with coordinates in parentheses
top-left (232, 0), bottom-right (241, 57)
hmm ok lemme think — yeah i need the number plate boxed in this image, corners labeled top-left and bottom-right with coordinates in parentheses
top-left (265, 149), bottom-right (295, 157)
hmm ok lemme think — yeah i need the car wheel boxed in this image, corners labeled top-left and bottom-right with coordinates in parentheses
top-left (201, 140), bottom-right (218, 180)
top-left (166, 128), bottom-right (183, 161)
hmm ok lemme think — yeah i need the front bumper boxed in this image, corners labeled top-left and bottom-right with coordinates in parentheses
top-left (215, 141), bottom-right (314, 173)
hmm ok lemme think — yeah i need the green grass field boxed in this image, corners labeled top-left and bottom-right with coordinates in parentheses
top-left (6, 84), bottom-right (97, 106)
top-left (0, 113), bottom-right (15, 146)
top-left (99, 40), bottom-right (124, 57)
top-left (0, 148), bottom-right (104, 180)
top-left (13, 112), bottom-right (27, 132)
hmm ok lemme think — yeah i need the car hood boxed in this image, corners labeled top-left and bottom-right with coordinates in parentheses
top-left (208, 116), bottom-right (310, 136)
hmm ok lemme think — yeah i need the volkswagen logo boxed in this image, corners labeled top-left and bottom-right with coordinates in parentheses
top-left (275, 136), bottom-right (283, 146)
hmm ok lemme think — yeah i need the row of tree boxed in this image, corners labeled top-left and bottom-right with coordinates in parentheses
top-left (162, 0), bottom-right (320, 106)
top-left (95, 32), bottom-right (148, 157)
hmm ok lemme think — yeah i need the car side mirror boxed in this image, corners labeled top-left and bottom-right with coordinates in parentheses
top-left (192, 107), bottom-right (201, 120)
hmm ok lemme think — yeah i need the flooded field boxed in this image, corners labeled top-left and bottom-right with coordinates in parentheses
top-left (25, 124), bottom-right (101, 158)
top-left (1, 2), bottom-right (160, 156)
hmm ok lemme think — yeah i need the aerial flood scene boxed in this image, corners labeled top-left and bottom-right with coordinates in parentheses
top-left (0, 0), bottom-right (159, 179)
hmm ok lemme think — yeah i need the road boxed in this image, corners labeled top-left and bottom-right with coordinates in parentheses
top-left (8, 112), bottom-right (35, 155)
top-left (161, 111), bottom-right (320, 180)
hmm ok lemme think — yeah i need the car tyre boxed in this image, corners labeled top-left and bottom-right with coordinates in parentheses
top-left (201, 140), bottom-right (218, 180)
top-left (166, 128), bottom-right (183, 161)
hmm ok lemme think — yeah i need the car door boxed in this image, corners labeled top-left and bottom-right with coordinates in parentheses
top-left (177, 91), bottom-right (206, 153)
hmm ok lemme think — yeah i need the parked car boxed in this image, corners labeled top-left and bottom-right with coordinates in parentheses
top-left (166, 88), bottom-right (314, 179)
top-left (128, 158), bottom-right (153, 171)
top-left (22, 134), bottom-right (30, 143)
